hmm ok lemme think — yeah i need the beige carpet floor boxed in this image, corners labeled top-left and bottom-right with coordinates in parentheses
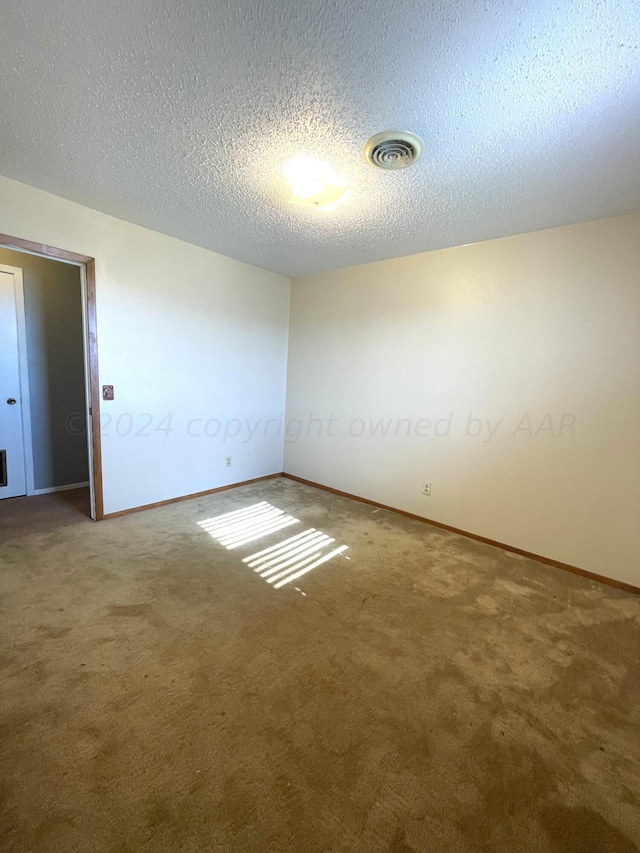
top-left (1, 477), bottom-right (639, 852)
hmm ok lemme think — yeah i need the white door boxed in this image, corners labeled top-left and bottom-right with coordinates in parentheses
top-left (0, 267), bottom-right (28, 498)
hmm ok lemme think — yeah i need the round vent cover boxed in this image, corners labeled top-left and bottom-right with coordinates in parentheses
top-left (363, 130), bottom-right (424, 170)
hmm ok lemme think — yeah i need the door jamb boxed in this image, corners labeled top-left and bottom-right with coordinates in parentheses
top-left (0, 233), bottom-right (104, 519)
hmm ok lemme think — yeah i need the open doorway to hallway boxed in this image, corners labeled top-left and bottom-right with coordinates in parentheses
top-left (0, 247), bottom-right (93, 518)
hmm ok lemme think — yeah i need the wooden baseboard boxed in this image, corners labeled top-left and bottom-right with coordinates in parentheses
top-left (282, 473), bottom-right (640, 597)
top-left (103, 473), bottom-right (283, 520)
top-left (34, 481), bottom-right (90, 496)
top-left (101, 469), bottom-right (638, 597)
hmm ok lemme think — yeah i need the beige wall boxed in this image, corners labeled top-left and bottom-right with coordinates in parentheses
top-left (285, 215), bottom-right (640, 586)
top-left (0, 175), bottom-right (291, 515)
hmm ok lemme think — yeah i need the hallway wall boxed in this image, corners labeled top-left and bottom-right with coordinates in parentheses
top-left (0, 247), bottom-right (88, 491)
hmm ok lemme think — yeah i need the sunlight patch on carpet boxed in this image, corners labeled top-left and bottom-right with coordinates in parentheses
top-left (243, 528), bottom-right (348, 588)
top-left (198, 503), bottom-right (348, 588)
top-left (197, 501), bottom-right (299, 549)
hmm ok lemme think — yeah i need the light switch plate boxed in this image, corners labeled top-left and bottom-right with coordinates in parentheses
top-left (102, 385), bottom-right (114, 401)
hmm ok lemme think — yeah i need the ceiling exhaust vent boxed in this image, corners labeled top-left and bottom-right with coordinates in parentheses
top-left (363, 131), bottom-right (424, 170)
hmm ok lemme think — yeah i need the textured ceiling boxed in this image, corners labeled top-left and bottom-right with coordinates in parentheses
top-left (1, 0), bottom-right (639, 277)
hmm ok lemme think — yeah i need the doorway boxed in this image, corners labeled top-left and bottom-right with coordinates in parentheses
top-left (0, 234), bottom-right (102, 519)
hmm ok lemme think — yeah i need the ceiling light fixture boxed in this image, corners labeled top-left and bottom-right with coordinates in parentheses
top-left (285, 156), bottom-right (350, 212)
top-left (363, 130), bottom-right (424, 170)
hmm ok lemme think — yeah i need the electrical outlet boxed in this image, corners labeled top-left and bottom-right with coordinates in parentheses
top-left (422, 483), bottom-right (431, 496)
top-left (225, 456), bottom-right (232, 467)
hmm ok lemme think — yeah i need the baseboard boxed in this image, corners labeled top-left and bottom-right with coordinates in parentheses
top-left (34, 481), bottom-right (90, 496)
top-left (282, 473), bottom-right (640, 597)
top-left (103, 473), bottom-right (283, 520)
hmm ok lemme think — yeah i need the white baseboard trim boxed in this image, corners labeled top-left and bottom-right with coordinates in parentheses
top-left (34, 481), bottom-right (90, 496)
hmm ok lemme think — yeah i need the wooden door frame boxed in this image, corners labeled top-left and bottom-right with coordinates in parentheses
top-left (0, 233), bottom-right (104, 519)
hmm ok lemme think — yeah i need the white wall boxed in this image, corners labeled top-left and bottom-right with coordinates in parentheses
top-left (0, 175), bottom-right (290, 515)
top-left (285, 215), bottom-right (640, 586)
